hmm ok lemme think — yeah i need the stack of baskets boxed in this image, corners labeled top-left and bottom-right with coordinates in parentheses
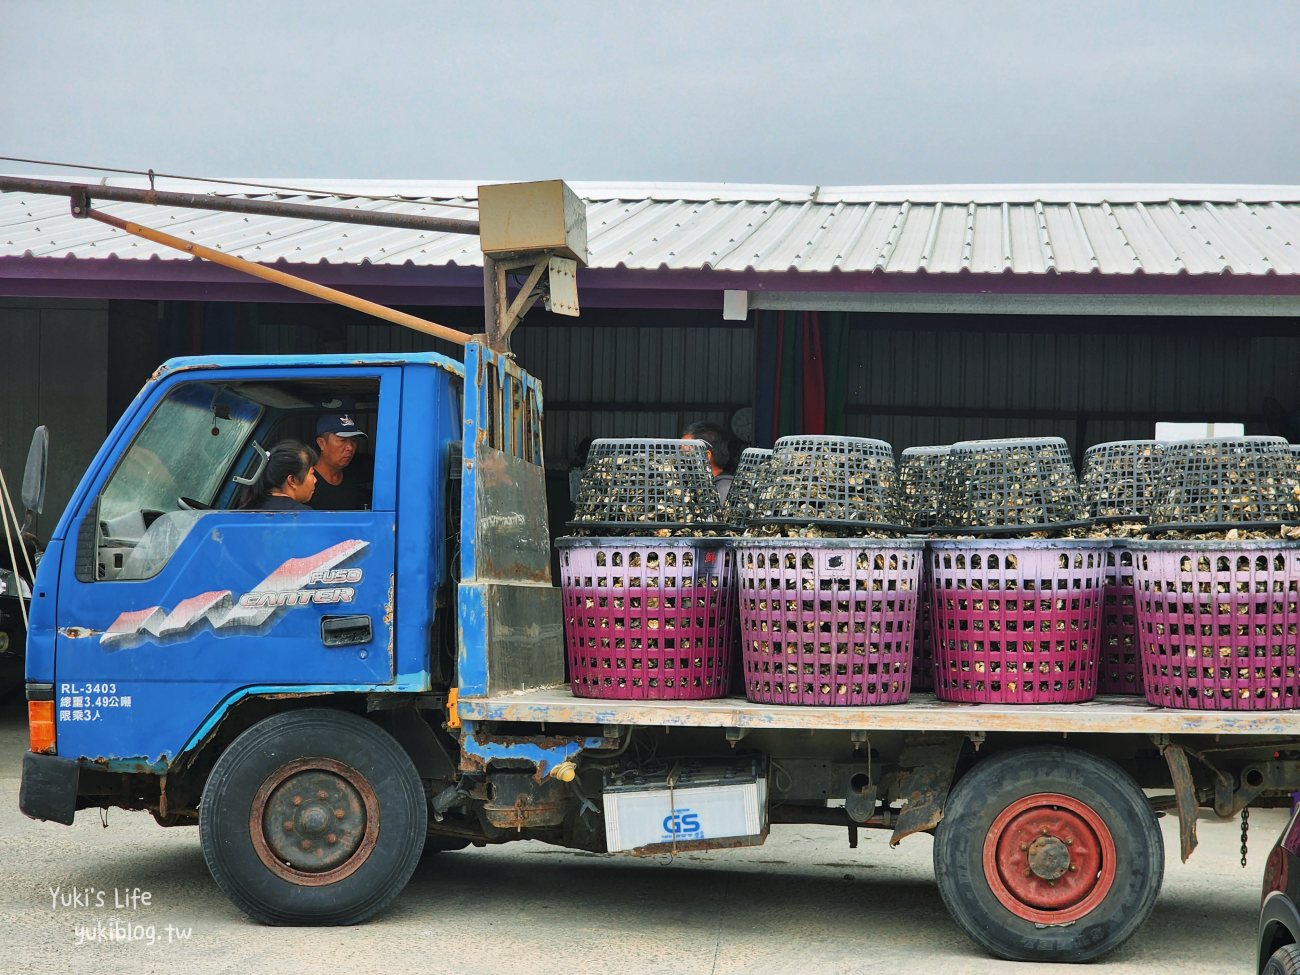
top-left (557, 439), bottom-right (735, 700)
top-left (899, 446), bottom-right (951, 692)
top-left (1133, 436), bottom-right (1300, 711)
top-left (1080, 441), bottom-right (1165, 695)
top-left (721, 448), bottom-right (773, 529)
top-left (732, 436), bottom-right (923, 706)
top-left (925, 438), bottom-right (1107, 704)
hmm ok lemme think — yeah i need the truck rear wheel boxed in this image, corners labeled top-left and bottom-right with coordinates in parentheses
top-left (933, 745), bottom-right (1163, 963)
top-left (199, 708), bottom-right (427, 925)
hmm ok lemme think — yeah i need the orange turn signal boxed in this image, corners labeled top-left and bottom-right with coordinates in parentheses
top-left (28, 700), bottom-right (56, 754)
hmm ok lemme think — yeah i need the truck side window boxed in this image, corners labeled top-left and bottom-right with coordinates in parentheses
top-left (96, 383), bottom-right (262, 580)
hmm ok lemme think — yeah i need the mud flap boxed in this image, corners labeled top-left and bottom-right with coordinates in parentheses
top-left (1160, 742), bottom-right (1199, 862)
top-left (19, 752), bottom-right (79, 825)
top-left (890, 733), bottom-right (964, 846)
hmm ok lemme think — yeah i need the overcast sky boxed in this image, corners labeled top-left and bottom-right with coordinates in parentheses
top-left (2, 1), bottom-right (1296, 187)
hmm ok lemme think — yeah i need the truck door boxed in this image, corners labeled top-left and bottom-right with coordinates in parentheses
top-left (50, 367), bottom-right (400, 764)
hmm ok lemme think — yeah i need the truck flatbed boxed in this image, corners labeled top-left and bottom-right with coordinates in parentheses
top-left (458, 689), bottom-right (1300, 736)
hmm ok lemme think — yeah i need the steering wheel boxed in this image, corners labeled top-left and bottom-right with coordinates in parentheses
top-left (178, 497), bottom-right (213, 511)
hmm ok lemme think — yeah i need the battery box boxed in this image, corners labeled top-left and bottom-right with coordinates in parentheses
top-left (602, 758), bottom-right (768, 853)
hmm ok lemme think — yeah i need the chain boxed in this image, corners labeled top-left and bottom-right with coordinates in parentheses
top-left (1240, 807), bottom-right (1250, 869)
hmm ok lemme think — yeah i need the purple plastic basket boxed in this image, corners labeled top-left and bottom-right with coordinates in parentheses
top-left (1099, 545), bottom-right (1143, 695)
top-left (912, 558), bottom-right (936, 692)
top-left (557, 537), bottom-right (735, 700)
top-left (732, 538), bottom-right (924, 706)
top-left (1133, 541), bottom-right (1300, 710)
top-left (929, 540), bottom-right (1107, 704)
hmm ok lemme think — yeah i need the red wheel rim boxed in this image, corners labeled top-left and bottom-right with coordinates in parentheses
top-left (981, 792), bottom-right (1117, 925)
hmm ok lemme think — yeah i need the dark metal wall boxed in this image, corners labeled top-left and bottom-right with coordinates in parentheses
top-left (838, 315), bottom-right (1300, 458)
top-left (512, 317), bottom-right (752, 469)
top-left (132, 301), bottom-right (753, 473)
top-left (6, 298), bottom-right (1296, 547)
top-left (94, 302), bottom-right (1300, 470)
top-left (0, 299), bottom-right (109, 541)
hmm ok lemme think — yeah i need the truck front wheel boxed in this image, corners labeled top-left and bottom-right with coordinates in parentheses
top-left (933, 745), bottom-right (1164, 963)
top-left (199, 708), bottom-right (427, 925)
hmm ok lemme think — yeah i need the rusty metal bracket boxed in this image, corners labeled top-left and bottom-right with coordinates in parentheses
top-left (845, 778), bottom-right (879, 824)
top-left (1212, 761), bottom-right (1300, 818)
top-left (484, 252), bottom-right (553, 351)
top-left (69, 187), bottom-right (91, 219)
top-left (890, 732), bottom-right (965, 846)
top-left (1156, 738), bottom-right (1199, 862)
top-left (725, 727), bottom-right (749, 746)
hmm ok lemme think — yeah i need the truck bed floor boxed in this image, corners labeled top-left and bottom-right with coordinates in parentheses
top-left (457, 689), bottom-right (1300, 736)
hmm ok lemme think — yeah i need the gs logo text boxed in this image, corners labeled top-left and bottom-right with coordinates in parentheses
top-left (662, 809), bottom-right (701, 833)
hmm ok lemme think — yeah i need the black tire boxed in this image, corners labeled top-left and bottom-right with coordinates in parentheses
top-left (1265, 944), bottom-right (1300, 975)
top-left (199, 708), bottom-right (427, 925)
top-left (933, 745), bottom-right (1164, 963)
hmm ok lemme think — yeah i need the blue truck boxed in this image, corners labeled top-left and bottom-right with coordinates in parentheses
top-left (15, 339), bottom-right (1300, 962)
top-left (9, 176), bottom-right (1300, 964)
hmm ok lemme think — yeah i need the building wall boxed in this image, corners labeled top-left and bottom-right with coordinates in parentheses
top-left (837, 314), bottom-right (1300, 458)
top-left (135, 301), bottom-right (753, 473)
top-left (512, 317), bottom-right (752, 469)
top-left (0, 299), bottom-right (109, 541)
top-left (122, 302), bottom-right (1300, 467)
top-left (5, 298), bottom-right (1296, 549)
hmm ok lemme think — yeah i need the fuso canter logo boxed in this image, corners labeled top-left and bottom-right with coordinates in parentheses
top-left (99, 540), bottom-right (368, 650)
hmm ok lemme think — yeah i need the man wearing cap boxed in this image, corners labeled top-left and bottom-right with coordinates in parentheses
top-left (311, 414), bottom-right (369, 511)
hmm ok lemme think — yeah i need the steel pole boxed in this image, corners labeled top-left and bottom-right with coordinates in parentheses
top-left (0, 174), bottom-right (480, 235)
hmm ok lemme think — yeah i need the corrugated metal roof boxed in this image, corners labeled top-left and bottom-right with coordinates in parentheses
top-left (1, 178), bottom-right (1297, 276)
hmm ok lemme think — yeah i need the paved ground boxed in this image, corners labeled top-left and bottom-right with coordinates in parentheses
top-left (0, 699), bottom-right (1275, 975)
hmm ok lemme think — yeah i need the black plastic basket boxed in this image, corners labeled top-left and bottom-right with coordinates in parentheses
top-left (721, 448), bottom-right (773, 527)
top-left (1145, 436), bottom-right (1300, 532)
top-left (1081, 440), bottom-right (1164, 522)
top-left (899, 445), bottom-right (950, 530)
top-left (751, 435), bottom-right (904, 530)
top-left (937, 437), bottom-right (1088, 533)
top-left (570, 438), bottom-right (725, 531)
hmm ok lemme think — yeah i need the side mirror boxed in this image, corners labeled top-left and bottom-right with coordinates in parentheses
top-left (22, 425), bottom-right (48, 515)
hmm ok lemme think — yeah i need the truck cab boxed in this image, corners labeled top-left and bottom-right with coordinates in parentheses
top-left (19, 342), bottom-right (557, 923)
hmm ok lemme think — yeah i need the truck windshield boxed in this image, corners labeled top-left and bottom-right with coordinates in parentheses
top-left (100, 383), bottom-right (262, 523)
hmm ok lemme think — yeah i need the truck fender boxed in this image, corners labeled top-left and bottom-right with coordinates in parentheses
top-left (371, 707), bottom-right (458, 783)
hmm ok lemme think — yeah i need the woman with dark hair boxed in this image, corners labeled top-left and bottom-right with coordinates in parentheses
top-left (238, 441), bottom-right (318, 511)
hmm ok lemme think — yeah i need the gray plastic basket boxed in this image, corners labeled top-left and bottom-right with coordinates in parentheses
top-left (1081, 440), bottom-right (1164, 522)
top-left (937, 437), bottom-right (1088, 533)
top-left (899, 445), bottom-right (950, 530)
top-left (571, 438), bottom-right (724, 530)
top-left (751, 435), bottom-right (904, 530)
top-left (721, 448), bottom-right (773, 528)
top-left (1146, 436), bottom-right (1300, 532)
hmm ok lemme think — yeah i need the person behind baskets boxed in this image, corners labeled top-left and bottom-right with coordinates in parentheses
top-left (681, 421), bottom-right (734, 502)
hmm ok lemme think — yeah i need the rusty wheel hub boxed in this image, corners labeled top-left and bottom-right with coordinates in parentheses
top-left (250, 758), bottom-right (380, 886)
top-left (982, 792), bottom-right (1117, 925)
top-left (1027, 834), bottom-right (1072, 880)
